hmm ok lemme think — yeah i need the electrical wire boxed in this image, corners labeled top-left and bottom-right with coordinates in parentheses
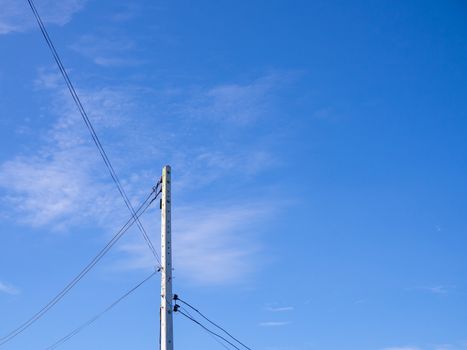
top-left (0, 189), bottom-right (159, 347)
top-left (0, 189), bottom-right (157, 346)
top-left (26, 0), bottom-right (161, 266)
top-left (44, 271), bottom-right (157, 350)
top-left (179, 306), bottom-right (233, 350)
top-left (176, 297), bottom-right (253, 350)
top-left (176, 310), bottom-right (242, 350)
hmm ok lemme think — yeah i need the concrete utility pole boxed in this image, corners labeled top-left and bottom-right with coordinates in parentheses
top-left (160, 165), bottom-right (174, 350)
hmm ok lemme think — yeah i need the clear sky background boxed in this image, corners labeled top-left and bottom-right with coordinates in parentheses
top-left (0, 1), bottom-right (466, 350)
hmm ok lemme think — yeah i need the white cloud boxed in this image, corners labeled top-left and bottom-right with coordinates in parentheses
top-left (0, 153), bottom-right (103, 227)
top-left (432, 343), bottom-right (467, 350)
top-left (171, 149), bottom-right (278, 191)
top-left (0, 69), bottom-right (285, 284)
top-left (70, 34), bottom-right (144, 67)
top-left (182, 74), bottom-right (283, 125)
top-left (266, 306), bottom-right (294, 312)
top-left (117, 200), bottom-right (275, 285)
top-left (0, 281), bottom-right (20, 295)
top-left (0, 70), bottom-right (141, 229)
top-left (434, 345), bottom-right (453, 350)
top-left (409, 285), bottom-right (454, 295)
top-left (424, 286), bottom-right (453, 295)
top-left (1, 69), bottom-right (282, 227)
top-left (174, 203), bottom-right (272, 284)
top-left (151, 74), bottom-right (289, 190)
top-left (109, 7), bottom-right (138, 22)
top-left (0, 0), bottom-right (86, 35)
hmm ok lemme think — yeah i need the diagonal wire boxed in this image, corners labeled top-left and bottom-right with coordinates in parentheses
top-left (176, 310), bottom-right (242, 350)
top-left (44, 271), bottom-right (158, 350)
top-left (0, 189), bottom-right (159, 347)
top-left (176, 297), bottom-right (253, 350)
top-left (26, 0), bottom-right (160, 266)
top-left (179, 306), bottom-right (233, 350)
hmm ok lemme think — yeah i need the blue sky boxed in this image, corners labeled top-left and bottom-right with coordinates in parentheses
top-left (0, 0), bottom-right (466, 349)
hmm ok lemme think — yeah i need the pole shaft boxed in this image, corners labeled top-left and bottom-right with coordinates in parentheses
top-left (161, 165), bottom-right (173, 350)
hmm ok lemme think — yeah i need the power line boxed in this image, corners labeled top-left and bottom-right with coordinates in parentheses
top-left (175, 296), bottom-right (253, 350)
top-left (175, 309), bottom-right (242, 350)
top-left (0, 189), bottom-right (157, 346)
top-left (25, 0), bottom-right (160, 266)
top-left (0, 189), bottom-right (159, 347)
top-left (44, 271), bottom-right (157, 350)
top-left (179, 306), bottom-right (233, 350)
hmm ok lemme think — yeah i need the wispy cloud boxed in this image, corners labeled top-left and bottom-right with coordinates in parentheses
top-left (0, 153), bottom-right (110, 228)
top-left (424, 286), bottom-right (452, 294)
top-left (0, 281), bottom-right (20, 295)
top-left (435, 345), bottom-right (454, 350)
top-left (1, 69), bottom-right (284, 226)
top-left (433, 343), bottom-right (467, 350)
top-left (266, 306), bottom-right (294, 312)
top-left (409, 285), bottom-right (455, 295)
top-left (117, 200), bottom-right (276, 285)
top-left (182, 73), bottom-right (285, 125)
top-left (108, 3), bottom-right (141, 22)
top-left (1, 68), bottom-right (287, 284)
top-left (0, 0), bottom-right (86, 35)
top-left (0, 69), bottom-right (140, 229)
top-left (70, 34), bottom-right (144, 67)
top-left (259, 321), bottom-right (291, 327)
top-left (174, 203), bottom-right (273, 284)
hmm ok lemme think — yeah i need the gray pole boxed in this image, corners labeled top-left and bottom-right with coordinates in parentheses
top-left (160, 165), bottom-right (174, 350)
